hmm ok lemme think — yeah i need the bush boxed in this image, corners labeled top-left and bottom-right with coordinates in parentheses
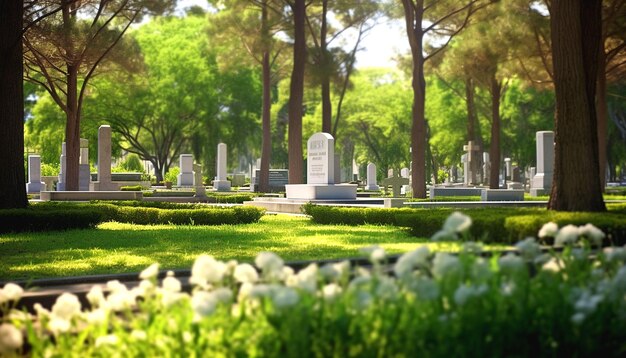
top-left (0, 208), bottom-right (102, 233)
top-left (40, 163), bottom-right (60, 177)
top-left (120, 185), bottom-right (143, 191)
top-left (119, 153), bottom-right (145, 172)
top-left (164, 167), bottom-right (180, 184)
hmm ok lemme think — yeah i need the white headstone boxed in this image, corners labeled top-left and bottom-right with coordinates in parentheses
top-left (80, 138), bottom-right (89, 165)
top-left (531, 131), bottom-right (554, 195)
top-left (461, 153), bottom-right (469, 186)
top-left (177, 154), bottom-right (194, 186)
top-left (213, 143), bottom-right (231, 191)
top-left (194, 163), bottom-right (206, 197)
top-left (26, 155), bottom-right (45, 193)
top-left (400, 167), bottom-right (409, 178)
top-left (387, 168), bottom-right (394, 178)
top-left (92, 125), bottom-right (118, 190)
top-left (365, 163), bottom-right (379, 190)
top-left (352, 159), bottom-right (359, 180)
top-left (79, 138), bottom-right (90, 191)
top-left (307, 132), bottom-right (334, 184)
top-left (57, 142), bottom-right (67, 191)
top-left (463, 141), bottom-right (480, 185)
top-left (504, 158), bottom-right (512, 180)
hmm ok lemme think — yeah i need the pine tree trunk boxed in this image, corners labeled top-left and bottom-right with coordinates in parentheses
top-left (548, 0), bottom-right (606, 212)
top-left (65, 65), bottom-right (81, 191)
top-left (489, 76), bottom-right (501, 189)
top-left (259, 50), bottom-right (272, 192)
top-left (320, 0), bottom-right (332, 134)
top-left (0, 0), bottom-right (28, 209)
top-left (288, 0), bottom-right (306, 184)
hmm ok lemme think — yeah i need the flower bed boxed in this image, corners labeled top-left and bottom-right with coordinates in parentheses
top-left (1, 214), bottom-right (626, 356)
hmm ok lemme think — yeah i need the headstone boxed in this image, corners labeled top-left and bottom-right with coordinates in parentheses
top-left (194, 164), bottom-right (206, 197)
top-left (365, 163), bottom-right (379, 191)
top-left (531, 131), bottom-right (554, 196)
top-left (530, 167), bottom-right (536, 180)
top-left (92, 125), bottom-right (118, 191)
top-left (504, 158), bottom-right (512, 180)
top-left (512, 166), bottom-right (521, 183)
top-left (79, 138), bottom-right (90, 191)
top-left (352, 159), bottom-right (359, 180)
top-left (461, 153), bottom-right (469, 185)
top-left (254, 169), bottom-right (288, 191)
top-left (232, 173), bottom-right (246, 187)
top-left (482, 152), bottom-right (490, 186)
top-left (334, 153), bottom-right (341, 184)
top-left (387, 168), bottom-right (394, 178)
top-left (400, 167), bottom-right (410, 194)
top-left (382, 175), bottom-right (409, 197)
top-left (307, 133), bottom-right (334, 184)
top-left (57, 142), bottom-right (66, 191)
top-left (177, 154), bottom-right (194, 186)
top-left (26, 155), bottom-right (46, 193)
top-left (451, 166), bottom-right (458, 183)
top-left (463, 141), bottom-right (481, 185)
top-left (213, 143), bottom-right (231, 191)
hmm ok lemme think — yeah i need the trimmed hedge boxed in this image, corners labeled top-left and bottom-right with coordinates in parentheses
top-left (0, 203), bottom-right (265, 233)
top-left (303, 204), bottom-right (626, 245)
top-left (0, 208), bottom-right (102, 233)
top-left (120, 185), bottom-right (143, 191)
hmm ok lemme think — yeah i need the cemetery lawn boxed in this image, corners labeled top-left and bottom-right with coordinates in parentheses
top-left (0, 215), bottom-right (509, 281)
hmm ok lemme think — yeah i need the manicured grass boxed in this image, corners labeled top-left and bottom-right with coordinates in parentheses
top-left (0, 215), bottom-right (507, 281)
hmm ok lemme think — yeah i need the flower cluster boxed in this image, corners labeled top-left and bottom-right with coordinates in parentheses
top-left (1, 215), bottom-right (625, 356)
top-left (538, 221), bottom-right (606, 247)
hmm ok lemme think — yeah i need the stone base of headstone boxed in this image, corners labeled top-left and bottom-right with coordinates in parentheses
top-left (532, 173), bottom-right (552, 190)
top-left (177, 173), bottom-right (194, 186)
top-left (79, 164), bottom-right (91, 191)
top-left (481, 189), bottom-right (524, 201)
top-left (285, 184), bottom-right (357, 200)
top-left (213, 180), bottom-right (231, 192)
top-left (530, 188), bottom-right (550, 196)
top-left (506, 182), bottom-right (523, 190)
top-left (364, 184), bottom-right (379, 191)
top-left (57, 182), bottom-right (65, 191)
top-left (231, 174), bottom-right (246, 187)
top-left (26, 181), bottom-right (46, 193)
top-left (91, 181), bottom-right (119, 191)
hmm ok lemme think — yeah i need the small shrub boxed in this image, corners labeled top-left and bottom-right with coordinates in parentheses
top-left (0, 208), bottom-right (102, 233)
top-left (164, 167), bottom-right (180, 184)
top-left (120, 185), bottom-right (142, 191)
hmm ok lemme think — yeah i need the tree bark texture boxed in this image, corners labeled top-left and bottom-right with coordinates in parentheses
top-left (548, 0), bottom-right (606, 211)
top-left (401, 0), bottom-right (427, 198)
top-left (0, 0), bottom-right (28, 209)
top-left (258, 2), bottom-right (272, 193)
top-left (596, 47), bottom-right (608, 190)
top-left (489, 76), bottom-right (501, 189)
top-left (320, 0), bottom-right (332, 134)
top-left (288, 0), bottom-right (306, 184)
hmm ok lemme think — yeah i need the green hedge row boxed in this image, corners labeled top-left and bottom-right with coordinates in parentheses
top-left (0, 209), bottom-right (102, 233)
top-left (0, 203), bottom-right (265, 233)
top-left (303, 204), bottom-right (626, 245)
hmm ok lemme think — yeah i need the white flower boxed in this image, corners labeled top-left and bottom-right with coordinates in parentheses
top-left (106, 280), bottom-right (126, 293)
top-left (354, 291), bottom-right (372, 310)
top-left (255, 252), bottom-right (284, 275)
top-left (498, 254), bottom-right (525, 274)
top-left (414, 277), bottom-right (439, 301)
top-left (1, 283), bottom-right (23, 302)
top-left (272, 287), bottom-right (299, 308)
top-left (287, 264), bottom-right (318, 293)
top-left (190, 255), bottom-right (227, 287)
top-left (33, 303), bottom-right (50, 319)
top-left (84, 308), bottom-right (108, 325)
top-left (453, 284), bottom-right (487, 306)
top-left (554, 225), bottom-right (580, 247)
top-left (431, 229), bottom-right (457, 242)
top-left (394, 246), bottom-right (430, 277)
top-left (432, 253), bottom-right (461, 279)
top-left (319, 261), bottom-right (349, 281)
top-left (51, 293), bottom-right (81, 321)
top-left (471, 258), bottom-right (492, 281)
top-left (322, 283), bottom-right (343, 302)
top-left (86, 286), bottom-right (106, 308)
top-left (162, 272), bottom-right (182, 293)
top-left (134, 279), bottom-right (155, 298)
top-left (515, 237), bottom-right (542, 261)
top-left (192, 291), bottom-right (218, 317)
top-left (212, 287), bottom-right (234, 303)
top-left (604, 247), bottom-right (626, 263)
top-left (579, 224), bottom-right (605, 246)
top-left (48, 317), bottom-right (71, 335)
top-left (95, 334), bottom-right (119, 347)
top-left (359, 245), bottom-right (386, 263)
top-left (249, 284), bottom-right (275, 299)
top-left (542, 258), bottom-right (563, 272)
top-left (574, 290), bottom-right (603, 314)
top-left (538, 222), bottom-right (559, 238)
top-left (376, 277), bottom-right (399, 301)
top-left (0, 323), bottom-right (23, 353)
top-left (131, 330), bottom-right (147, 341)
top-left (234, 263), bottom-right (259, 284)
top-left (139, 263), bottom-right (160, 280)
top-left (107, 288), bottom-right (136, 312)
top-left (161, 291), bottom-right (186, 308)
top-left (237, 282), bottom-right (254, 301)
top-left (501, 281), bottom-right (516, 296)
top-left (443, 212), bottom-right (472, 233)
top-left (571, 312), bottom-right (586, 325)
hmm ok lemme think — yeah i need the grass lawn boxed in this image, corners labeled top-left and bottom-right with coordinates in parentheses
top-left (0, 214), bottom-right (509, 281)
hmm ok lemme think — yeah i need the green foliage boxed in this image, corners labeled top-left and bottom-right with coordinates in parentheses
top-left (120, 185), bottom-right (143, 191)
top-left (164, 167), bottom-right (180, 184)
top-left (0, 208), bottom-right (102, 233)
top-left (304, 205), bottom-right (626, 244)
top-left (40, 163), bottom-right (60, 177)
top-left (118, 154), bottom-right (145, 173)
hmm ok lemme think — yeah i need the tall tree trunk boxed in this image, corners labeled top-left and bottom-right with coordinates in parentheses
top-left (259, 2), bottom-right (272, 193)
top-left (65, 66), bottom-right (80, 191)
top-left (465, 76), bottom-right (477, 142)
top-left (320, 0), bottom-right (332, 134)
top-left (0, 0), bottom-right (28, 209)
top-left (597, 47), bottom-right (608, 191)
top-left (489, 75), bottom-right (501, 189)
top-left (548, 0), bottom-right (606, 212)
top-left (288, 0), bottom-right (306, 184)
